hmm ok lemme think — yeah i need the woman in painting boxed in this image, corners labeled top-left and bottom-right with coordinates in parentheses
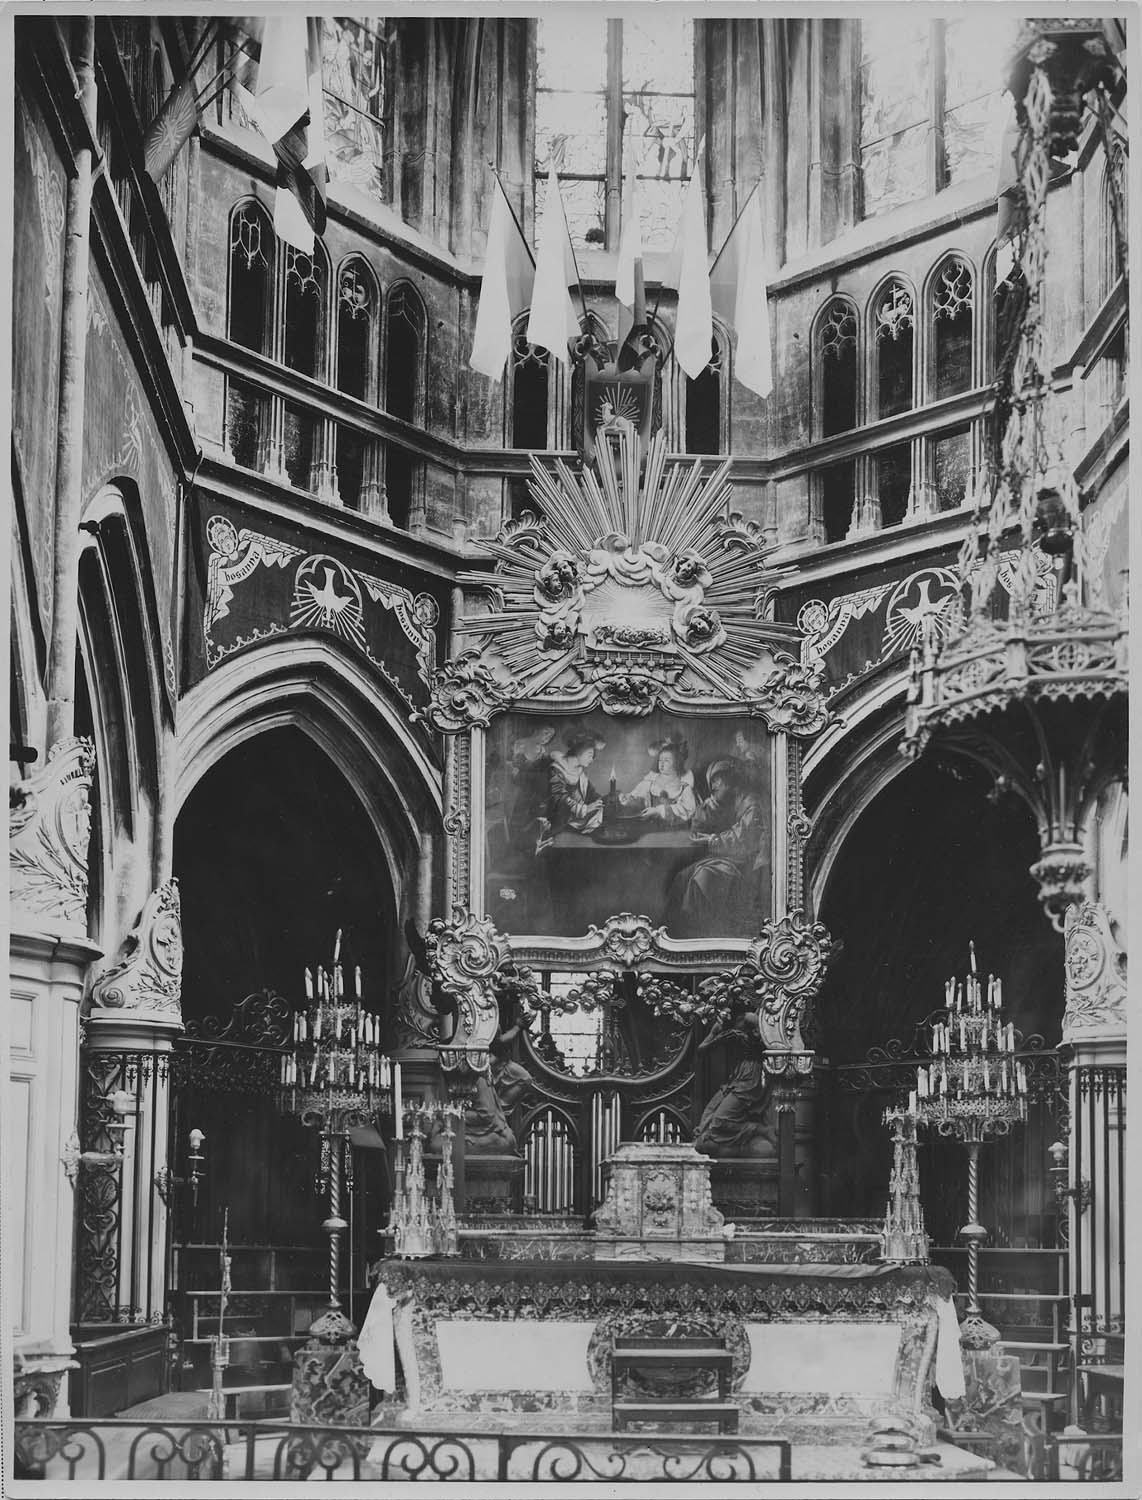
top-left (620, 738), bottom-right (697, 825)
top-left (694, 1005), bottom-right (777, 1159)
top-left (548, 731), bottom-right (607, 834)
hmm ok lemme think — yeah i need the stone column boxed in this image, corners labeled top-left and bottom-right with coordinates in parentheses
top-left (1060, 900), bottom-right (1126, 1421)
top-left (81, 882), bottom-right (184, 1330)
top-left (9, 739), bottom-right (101, 1417)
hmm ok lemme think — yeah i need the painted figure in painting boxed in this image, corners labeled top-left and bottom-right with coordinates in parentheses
top-left (668, 759), bottom-right (764, 936)
top-left (619, 738), bottom-right (697, 825)
top-left (694, 1005), bottom-right (776, 1159)
top-left (548, 731), bottom-right (607, 834)
top-left (507, 723), bottom-right (556, 852)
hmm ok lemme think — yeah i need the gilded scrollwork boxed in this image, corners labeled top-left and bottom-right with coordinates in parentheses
top-left (89, 881), bottom-right (184, 1025)
top-left (418, 650), bottom-right (518, 733)
top-left (745, 650), bottom-right (831, 737)
top-left (582, 914), bottom-right (668, 968)
top-left (9, 737), bottom-right (95, 936)
top-left (424, 905), bottom-right (515, 1074)
top-left (438, 425), bottom-right (811, 732)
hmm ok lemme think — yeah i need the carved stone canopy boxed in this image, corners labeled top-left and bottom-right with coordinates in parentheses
top-left (89, 880), bottom-right (184, 1030)
top-left (9, 737), bottom-right (95, 938)
top-left (1062, 901), bottom-right (1126, 1045)
top-left (425, 424), bottom-right (824, 731)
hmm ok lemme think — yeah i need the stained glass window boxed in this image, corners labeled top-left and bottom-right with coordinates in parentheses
top-left (943, 13), bottom-right (1020, 187)
top-left (933, 427), bottom-right (972, 510)
top-left (535, 16), bottom-right (695, 252)
top-left (322, 18), bottom-right (386, 196)
top-left (861, 16), bottom-right (1019, 218)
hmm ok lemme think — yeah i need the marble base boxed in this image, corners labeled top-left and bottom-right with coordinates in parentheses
top-left (709, 1158), bottom-right (779, 1219)
top-left (290, 1311), bottom-right (370, 1432)
top-left (943, 1345), bottom-right (1025, 1477)
top-left (463, 1154), bottom-right (525, 1214)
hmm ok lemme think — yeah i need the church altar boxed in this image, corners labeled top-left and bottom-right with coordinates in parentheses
top-left (365, 1248), bottom-right (960, 1440)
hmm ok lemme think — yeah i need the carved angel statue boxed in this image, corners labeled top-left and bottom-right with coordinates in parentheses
top-left (694, 1006), bottom-right (777, 1160)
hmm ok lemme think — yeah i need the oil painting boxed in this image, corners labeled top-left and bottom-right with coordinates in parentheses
top-left (484, 711), bottom-right (773, 939)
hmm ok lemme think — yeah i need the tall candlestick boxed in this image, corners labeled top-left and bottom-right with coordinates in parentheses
top-left (394, 1063), bottom-right (404, 1138)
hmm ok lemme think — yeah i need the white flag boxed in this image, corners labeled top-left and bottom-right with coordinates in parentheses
top-left (470, 176), bottom-right (535, 379)
top-left (664, 144), bottom-right (712, 380)
top-left (710, 183), bottom-right (772, 398)
top-left (526, 166), bottom-right (580, 363)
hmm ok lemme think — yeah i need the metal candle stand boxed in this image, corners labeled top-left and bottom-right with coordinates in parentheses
top-left (386, 1102), bottom-right (460, 1259)
top-left (278, 934), bottom-right (398, 1327)
top-left (912, 945), bottom-right (1028, 1347)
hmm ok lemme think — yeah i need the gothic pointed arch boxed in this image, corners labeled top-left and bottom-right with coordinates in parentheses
top-left (174, 635), bottom-right (443, 916)
top-left (924, 250), bottom-right (976, 400)
top-left (227, 197), bottom-right (273, 355)
top-left (334, 254), bottom-right (380, 401)
top-left (813, 295), bottom-right (860, 440)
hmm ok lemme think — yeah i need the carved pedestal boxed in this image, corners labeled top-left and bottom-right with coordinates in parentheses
top-left (290, 1310), bottom-right (370, 1432)
top-left (708, 1158), bottom-right (779, 1219)
top-left (593, 1144), bottom-right (725, 1263)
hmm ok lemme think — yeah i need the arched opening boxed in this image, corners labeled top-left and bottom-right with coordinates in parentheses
top-left (818, 298), bottom-right (858, 437)
top-left (931, 256), bottom-right (974, 400)
top-left (872, 280), bottom-right (914, 418)
top-left (335, 258), bottom-right (377, 400)
top-left (228, 201), bottom-right (271, 354)
top-left (283, 244), bottom-right (326, 378)
top-left (170, 727), bottom-right (399, 1383)
top-left (814, 757), bottom-right (1064, 1264)
top-left (383, 284), bottom-right (427, 529)
top-left (510, 326), bottom-right (550, 451)
top-left (684, 337), bottom-right (722, 455)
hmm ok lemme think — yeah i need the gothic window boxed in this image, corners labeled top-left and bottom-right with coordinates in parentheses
top-left (931, 257), bottom-right (974, 401)
top-left (510, 328), bottom-right (550, 450)
top-left (1099, 160), bottom-right (1127, 302)
top-left (877, 443), bottom-right (911, 527)
top-left (535, 12), bottom-right (695, 251)
top-left (684, 337), bottom-right (723, 455)
top-left (818, 299), bottom-right (858, 438)
top-left (860, 14), bottom-right (1018, 218)
top-left (322, 18), bottom-right (387, 196)
top-left (384, 283), bottom-right (426, 423)
top-left (283, 245), bottom-right (326, 378)
top-left (228, 201), bottom-right (271, 354)
top-left (336, 259), bottom-right (377, 400)
top-left (873, 281), bottom-right (914, 419)
top-left (820, 462), bottom-right (856, 544)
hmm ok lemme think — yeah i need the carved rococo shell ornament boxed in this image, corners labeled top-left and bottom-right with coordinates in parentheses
top-left (9, 737), bottom-right (95, 937)
top-left (425, 905), bottom-right (511, 1074)
top-left (89, 880), bottom-right (184, 1026)
top-left (748, 911), bottom-right (832, 1066)
top-left (426, 425), bottom-right (823, 729)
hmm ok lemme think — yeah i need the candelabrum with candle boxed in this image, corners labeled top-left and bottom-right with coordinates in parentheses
top-left (386, 1102), bottom-right (460, 1258)
top-left (913, 945), bottom-right (1028, 1347)
top-left (881, 1105), bottom-right (930, 1265)
top-left (278, 933), bottom-right (402, 1325)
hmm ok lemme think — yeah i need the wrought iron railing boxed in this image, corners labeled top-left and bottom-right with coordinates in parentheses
top-left (14, 1419), bottom-right (792, 1483)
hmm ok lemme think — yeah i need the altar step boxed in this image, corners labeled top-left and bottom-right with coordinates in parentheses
top-left (612, 1400), bottom-right (740, 1433)
top-left (611, 1336), bottom-right (737, 1433)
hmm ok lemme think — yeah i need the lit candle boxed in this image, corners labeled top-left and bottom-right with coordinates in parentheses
top-left (959, 1018), bottom-right (966, 1050)
top-left (355, 966), bottom-right (363, 1000)
top-left (333, 928), bottom-right (342, 965)
top-left (305, 968), bottom-right (314, 1001)
top-left (609, 767), bottom-right (617, 795)
top-left (394, 1062), bottom-right (404, 1138)
top-left (908, 1089), bottom-right (917, 1114)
